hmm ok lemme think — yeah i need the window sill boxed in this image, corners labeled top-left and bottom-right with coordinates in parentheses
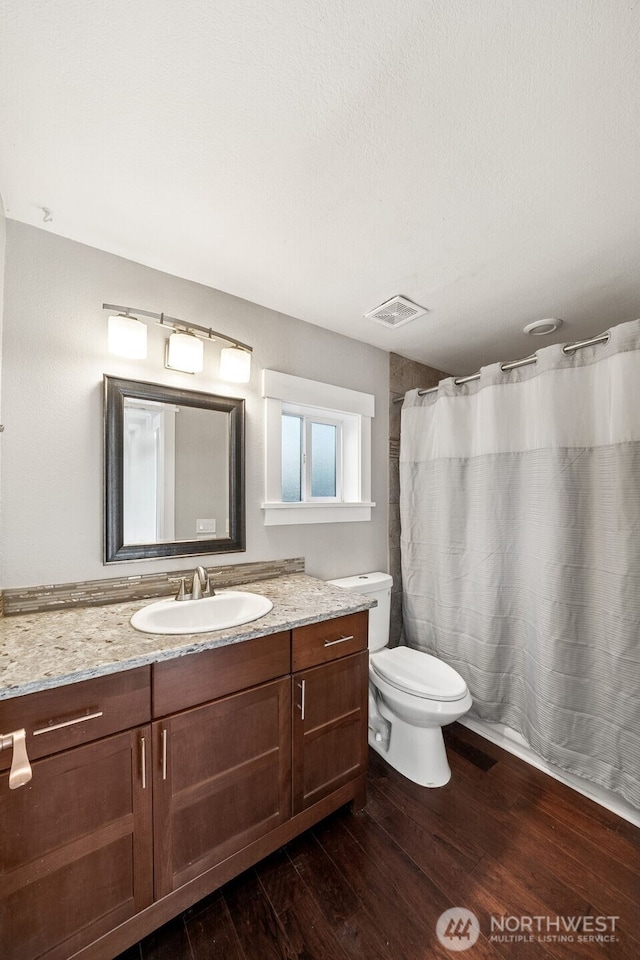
top-left (261, 502), bottom-right (375, 526)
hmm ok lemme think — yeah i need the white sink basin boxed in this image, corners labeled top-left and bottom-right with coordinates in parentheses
top-left (130, 591), bottom-right (273, 635)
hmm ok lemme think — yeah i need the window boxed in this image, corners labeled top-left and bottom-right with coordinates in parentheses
top-left (281, 410), bottom-right (341, 502)
top-left (263, 370), bottom-right (375, 525)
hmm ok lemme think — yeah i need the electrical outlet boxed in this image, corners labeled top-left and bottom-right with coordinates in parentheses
top-left (196, 518), bottom-right (216, 535)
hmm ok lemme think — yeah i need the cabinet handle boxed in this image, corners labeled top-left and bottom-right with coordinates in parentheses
top-left (323, 634), bottom-right (354, 647)
top-left (0, 728), bottom-right (32, 790)
top-left (33, 710), bottom-right (103, 736)
top-left (297, 680), bottom-right (306, 721)
top-left (161, 728), bottom-right (168, 780)
top-left (140, 736), bottom-right (147, 789)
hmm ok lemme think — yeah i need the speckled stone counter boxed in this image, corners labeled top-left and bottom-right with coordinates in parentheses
top-left (0, 574), bottom-right (375, 700)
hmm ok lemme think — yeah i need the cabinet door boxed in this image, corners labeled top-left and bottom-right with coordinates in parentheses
top-left (0, 726), bottom-right (153, 960)
top-left (153, 677), bottom-right (291, 898)
top-left (292, 650), bottom-right (368, 813)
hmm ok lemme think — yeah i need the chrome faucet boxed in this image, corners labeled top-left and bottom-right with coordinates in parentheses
top-left (172, 566), bottom-right (213, 601)
top-left (191, 566), bottom-right (212, 600)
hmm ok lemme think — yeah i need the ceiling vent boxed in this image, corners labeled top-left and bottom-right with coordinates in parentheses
top-left (364, 295), bottom-right (428, 329)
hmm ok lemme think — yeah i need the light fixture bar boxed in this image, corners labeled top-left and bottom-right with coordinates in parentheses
top-left (102, 303), bottom-right (253, 353)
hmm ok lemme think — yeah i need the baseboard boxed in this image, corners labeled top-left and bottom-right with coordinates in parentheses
top-left (459, 716), bottom-right (640, 829)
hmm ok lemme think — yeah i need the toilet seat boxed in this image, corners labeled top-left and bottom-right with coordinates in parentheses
top-left (371, 647), bottom-right (468, 702)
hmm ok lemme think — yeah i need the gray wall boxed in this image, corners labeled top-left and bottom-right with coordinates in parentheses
top-left (0, 201), bottom-right (5, 429)
top-left (388, 352), bottom-right (446, 645)
top-left (0, 198), bottom-right (5, 541)
top-left (0, 222), bottom-right (389, 589)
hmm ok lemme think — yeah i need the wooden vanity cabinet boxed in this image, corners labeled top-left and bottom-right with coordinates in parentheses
top-left (291, 611), bottom-right (368, 672)
top-left (292, 613), bottom-right (369, 812)
top-left (0, 670), bottom-right (153, 960)
top-left (151, 631), bottom-right (292, 897)
top-left (1, 613), bottom-right (368, 960)
top-left (292, 651), bottom-right (368, 812)
top-left (153, 677), bottom-right (291, 897)
top-left (152, 616), bottom-right (369, 892)
top-left (0, 667), bottom-right (151, 771)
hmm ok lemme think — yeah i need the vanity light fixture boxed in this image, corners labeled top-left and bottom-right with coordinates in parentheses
top-left (107, 313), bottom-right (148, 359)
top-left (103, 303), bottom-right (252, 381)
top-left (220, 346), bottom-right (252, 383)
top-left (166, 331), bottom-right (204, 374)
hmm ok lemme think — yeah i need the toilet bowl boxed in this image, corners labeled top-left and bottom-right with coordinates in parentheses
top-left (369, 646), bottom-right (472, 786)
top-left (327, 573), bottom-right (472, 787)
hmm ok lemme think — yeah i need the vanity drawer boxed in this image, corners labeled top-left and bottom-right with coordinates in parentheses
top-left (292, 612), bottom-right (368, 671)
top-left (0, 666), bottom-right (151, 768)
top-left (152, 631), bottom-right (291, 717)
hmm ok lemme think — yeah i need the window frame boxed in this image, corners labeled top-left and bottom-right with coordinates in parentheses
top-left (262, 370), bottom-right (375, 526)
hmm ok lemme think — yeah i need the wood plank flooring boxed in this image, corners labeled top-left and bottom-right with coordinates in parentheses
top-left (116, 723), bottom-right (639, 960)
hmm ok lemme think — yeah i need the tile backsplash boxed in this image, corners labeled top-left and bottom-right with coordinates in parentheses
top-left (1, 558), bottom-right (305, 617)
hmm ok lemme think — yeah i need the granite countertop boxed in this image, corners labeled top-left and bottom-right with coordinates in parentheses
top-left (0, 573), bottom-right (375, 700)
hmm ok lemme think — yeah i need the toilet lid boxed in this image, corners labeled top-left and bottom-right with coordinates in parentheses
top-left (371, 647), bottom-right (468, 701)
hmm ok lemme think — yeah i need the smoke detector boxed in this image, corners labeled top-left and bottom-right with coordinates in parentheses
top-left (364, 295), bottom-right (428, 329)
top-left (523, 318), bottom-right (563, 336)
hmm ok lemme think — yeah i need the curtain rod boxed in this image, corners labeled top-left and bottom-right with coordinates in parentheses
top-left (392, 332), bottom-right (611, 403)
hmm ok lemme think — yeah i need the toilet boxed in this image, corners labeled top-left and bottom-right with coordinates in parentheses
top-left (327, 572), bottom-right (472, 787)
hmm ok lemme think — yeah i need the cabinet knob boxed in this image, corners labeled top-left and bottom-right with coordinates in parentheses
top-left (0, 728), bottom-right (33, 789)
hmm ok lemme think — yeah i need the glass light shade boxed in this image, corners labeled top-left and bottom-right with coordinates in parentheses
top-left (166, 332), bottom-right (204, 373)
top-left (108, 314), bottom-right (147, 359)
top-left (219, 346), bottom-right (252, 383)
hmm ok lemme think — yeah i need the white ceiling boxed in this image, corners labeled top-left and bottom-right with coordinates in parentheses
top-left (1, 1), bottom-right (639, 375)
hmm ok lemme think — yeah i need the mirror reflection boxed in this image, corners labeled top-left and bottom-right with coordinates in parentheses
top-left (105, 377), bottom-right (245, 562)
top-left (123, 399), bottom-right (229, 544)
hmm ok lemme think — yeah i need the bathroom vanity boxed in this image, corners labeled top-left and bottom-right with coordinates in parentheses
top-left (0, 575), bottom-right (372, 960)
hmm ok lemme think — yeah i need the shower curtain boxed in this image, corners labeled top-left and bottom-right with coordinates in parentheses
top-left (400, 318), bottom-right (640, 810)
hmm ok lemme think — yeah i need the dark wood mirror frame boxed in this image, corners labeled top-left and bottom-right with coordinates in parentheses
top-left (104, 375), bottom-right (245, 562)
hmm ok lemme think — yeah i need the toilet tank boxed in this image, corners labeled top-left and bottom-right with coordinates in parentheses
top-left (326, 572), bottom-right (393, 652)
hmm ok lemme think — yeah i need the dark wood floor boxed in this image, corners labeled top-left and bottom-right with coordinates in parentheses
top-left (116, 723), bottom-right (640, 959)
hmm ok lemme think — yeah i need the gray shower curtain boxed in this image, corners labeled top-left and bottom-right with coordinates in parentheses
top-left (400, 319), bottom-right (640, 810)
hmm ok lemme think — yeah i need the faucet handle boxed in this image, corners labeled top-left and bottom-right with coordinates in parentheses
top-left (169, 577), bottom-right (189, 601)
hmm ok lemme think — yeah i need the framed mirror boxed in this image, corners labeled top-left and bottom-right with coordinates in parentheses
top-left (104, 376), bottom-right (245, 562)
